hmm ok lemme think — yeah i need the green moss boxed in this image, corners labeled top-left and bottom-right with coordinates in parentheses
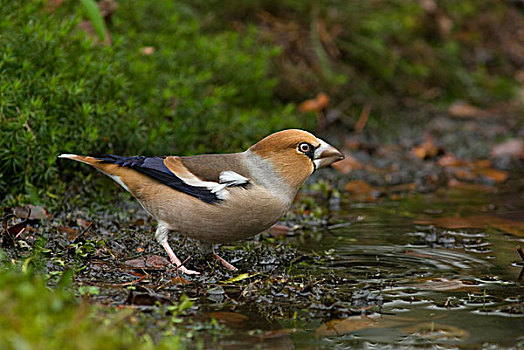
top-left (0, 0), bottom-right (311, 199)
top-left (0, 263), bottom-right (190, 349)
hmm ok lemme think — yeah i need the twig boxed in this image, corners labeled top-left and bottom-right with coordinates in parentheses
top-left (118, 274), bottom-right (147, 287)
top-left (73, 222), bottom-right (93, 243)
top-left (354, 105), bottom-right (371, 133)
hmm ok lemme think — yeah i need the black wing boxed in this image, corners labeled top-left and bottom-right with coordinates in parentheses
top-left (97, 155), bottom-right (221, 204)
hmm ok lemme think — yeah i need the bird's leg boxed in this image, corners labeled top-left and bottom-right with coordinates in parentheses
top-left (199, 242), bottom-right (238, 271)
top-left (155, 222), bottom-right (200, 275)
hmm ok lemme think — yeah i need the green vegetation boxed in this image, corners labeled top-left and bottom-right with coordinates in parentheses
top-left (192, 0), bottom-right (520, 110)
top-left (0, 259), bottom-right (193, 349)
top-left (0, 0), bottom-right (307, 198)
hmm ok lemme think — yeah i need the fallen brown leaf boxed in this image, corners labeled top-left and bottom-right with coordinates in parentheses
top-left (452, 168), bottom-right (476, 181)
top-left (387, 183), bottom-right (416, 193)
top-left (208, 311), bottom-right (249, 326)
top-left (56, 226), bottom-right (80, 240)
top-left (473, 167), bottom-right (508, 183)
top-left (14, 205), bottom-right (48, 220)
top-left (125, 255), bottom-right (169, 270)
top-left (298, 93), bottom-right (329, 113)
top-left (140, 46), bottom-right (155, 55)
top-left (447, 179), bottom-right (495, 192)
top-left (437, 154), bottom-right (467, 167)
top-left (266, 224), bottom-right (293, 237)
top-left (2, 213), bottom-right (29, 239)
top-left (412, 137), bottom-right (442, 160)
top-left (316, 315), bottom-right (411, 336)
top-left (344, 180), bottom-right (372, 195)
top-left (145, 255), bottom-right (170, 268)
top-left (448, 101), bottom-right (490, 119)
top-left (172, 275), bottom-right (191, 285)
top-left (491, 139), bottom-right (524, 159)
top-left (331, 155), bottom-right (364, 173)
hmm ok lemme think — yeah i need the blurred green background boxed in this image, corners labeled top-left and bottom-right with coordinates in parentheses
top-left (1, 0), bottom-right (522, 199)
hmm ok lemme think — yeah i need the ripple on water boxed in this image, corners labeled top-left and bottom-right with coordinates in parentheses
top-left (325, 245), bottom-right (491, 279)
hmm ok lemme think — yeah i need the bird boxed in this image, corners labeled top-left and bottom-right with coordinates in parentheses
top-left (59, 129), bottom-right (344, 274)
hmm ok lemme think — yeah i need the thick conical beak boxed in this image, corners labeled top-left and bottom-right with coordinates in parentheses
top-left (313, 138), bottom-right (344, 169)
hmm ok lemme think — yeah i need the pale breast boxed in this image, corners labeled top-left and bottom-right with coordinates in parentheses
top-left (138, 184), bottom-right (290, 244)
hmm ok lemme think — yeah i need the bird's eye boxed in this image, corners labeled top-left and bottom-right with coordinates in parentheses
top-left (298, 142), bottom-right (311, 153)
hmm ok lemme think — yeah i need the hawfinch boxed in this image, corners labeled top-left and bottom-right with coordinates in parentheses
top-left (59, 129), bottom-right (344, 274)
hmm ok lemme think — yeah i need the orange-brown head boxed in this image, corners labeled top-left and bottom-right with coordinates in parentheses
top-left (249, 129), bottom-right (344, 189)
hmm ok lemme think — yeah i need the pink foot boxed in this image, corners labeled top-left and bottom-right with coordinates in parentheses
top-left (171, 263), bottom-right (200, 275)
top-left (161, 240), bottom-right (200, 275)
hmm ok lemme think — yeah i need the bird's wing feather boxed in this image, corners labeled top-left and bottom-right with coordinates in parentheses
top-left (97, 155), bottom-right (248, 203)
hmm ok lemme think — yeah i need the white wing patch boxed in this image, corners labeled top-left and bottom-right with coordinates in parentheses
top-left (208, 171), bottom-right (249, 200)
top-left (174, 170), bottom-right (248, 201)
top-left (219, 171), bottom-right (249, 186)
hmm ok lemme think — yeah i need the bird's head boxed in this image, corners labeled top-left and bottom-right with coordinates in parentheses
top-left (248, 129), bottom-right (344, 189)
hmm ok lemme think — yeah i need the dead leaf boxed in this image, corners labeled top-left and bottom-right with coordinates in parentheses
top-left (266, 224), bottom-right (293, 237)
top-left (344, 180), bottom-right (372, 195)
top-left (56, 226), bottom-right (80, 240)
top-left (298, 93), bottom-right (329, 113)
top-left (208, 311), bottom-right (249, 326)
top-left (437, 154), bottom-right (467, 167)
top-left (124, 255), bottom-right (169, 270)
top-left (2, 213), bottom-right (29, 239)
top-left (145, 255), bottom-right (170, 268)
top-left (172, 275), bottom-right (191, 285)
top-left (387, 183), bottom-right (416, 193)
top-left (472, 159), bottom-right (492, 168)
top-left (448, 101), bottom-right (490, 119)
top-left (453, 168), bottom-right (476, 181)
top-left (491, 139), bottom-right (524, 159)
top-left (331, 155), bottom-right (364, 173)
top-left (316, 314), bottom-right (411, 336)
top-left (473, 167), bottom-right (508, 183)
top-left (124, 258), bottom-right (147, 269)
top-left (140, 46), bottom-right (155, 55)
top-left (412, 137), bottom-right (442, 160)
top-left (14, 205), bottom-right (48, 220)
top-left (447, 179), bottom-right (495, 192)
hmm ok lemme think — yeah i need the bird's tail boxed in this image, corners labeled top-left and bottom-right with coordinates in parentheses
top-left (58, 154), bottom-right (101, 167)
top-left (58, 154), bottom-right (134, 192)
